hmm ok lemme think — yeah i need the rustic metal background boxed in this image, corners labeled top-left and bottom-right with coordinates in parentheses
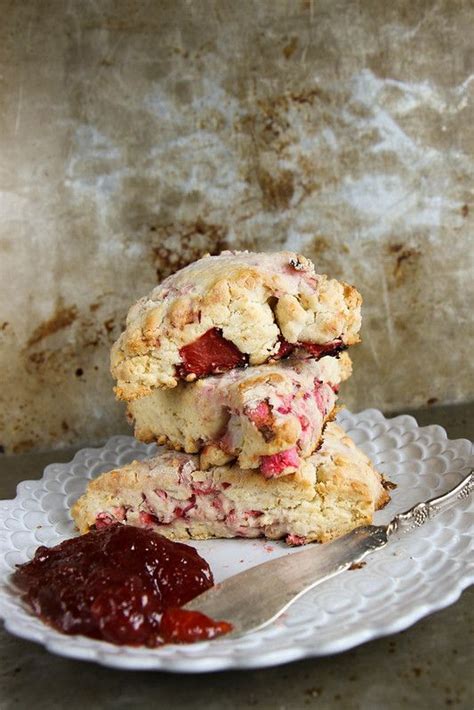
top-left (0, 0), bottom-right (472, 452)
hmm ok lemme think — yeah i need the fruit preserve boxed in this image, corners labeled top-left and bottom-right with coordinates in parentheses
top-left (13, 525), bottom-right (232, 647)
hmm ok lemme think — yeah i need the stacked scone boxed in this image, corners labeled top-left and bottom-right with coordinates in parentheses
top-left (73, 251), bottom-right (390, 544)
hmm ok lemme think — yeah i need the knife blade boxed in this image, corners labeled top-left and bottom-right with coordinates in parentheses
top-left (184, 469), bottom-right (473, 637)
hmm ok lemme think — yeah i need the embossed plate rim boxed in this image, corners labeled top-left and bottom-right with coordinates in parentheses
top-left (0, 408), bottom-right (472, 672)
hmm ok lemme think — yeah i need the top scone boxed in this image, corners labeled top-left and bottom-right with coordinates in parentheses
top-left (111, 251), bottom-right (362, 400)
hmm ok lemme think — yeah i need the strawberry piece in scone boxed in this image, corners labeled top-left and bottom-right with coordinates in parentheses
top-left (177, 328), bottom-right (248, 379)
top-left (272, 337), bottom-right (346, 361)
top-left (111, 251), bottom-right (361, 399)
top-left (260, 448), bottom-right (301, 478)
top-left (127, 353), bottom-right (352, 476)
top-left (71, 422), bottom-right (391, 546)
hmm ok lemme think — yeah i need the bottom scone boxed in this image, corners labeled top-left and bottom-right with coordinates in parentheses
top-left (72, 422), bottom-right (390, 545)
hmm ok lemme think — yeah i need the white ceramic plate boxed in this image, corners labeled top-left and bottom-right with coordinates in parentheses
top-left (0, 409), bottom-right (472, 672)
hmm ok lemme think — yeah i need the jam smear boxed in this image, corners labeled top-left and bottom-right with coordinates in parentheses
top-left (13, 525), bottom-right (232, 647)
top-left (178, 328), bottom-right (248, 378)
top-left (160, 607), bottom-right (232, 644)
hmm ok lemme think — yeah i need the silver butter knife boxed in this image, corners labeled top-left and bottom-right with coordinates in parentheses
top-left (184, 470), bottom-right (473, 637)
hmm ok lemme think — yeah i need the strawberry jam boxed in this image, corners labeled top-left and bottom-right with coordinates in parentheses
top-left (13, 525), bottom-right (232, 647)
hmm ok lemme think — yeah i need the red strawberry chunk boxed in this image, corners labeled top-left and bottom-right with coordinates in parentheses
top-left (286, 533), bottom-right (307, 546)
top-left (178, 328), bottom-right (247, 378)
top-left (246, 400), bottom-right (273, 428)
top-left (271, 337), bottom-right (344, 363)
top-left (95, 512), bottom-right (115, 529)
top-left (245, 400), bottom-right (276, 442)
top-left (174, 495), bottom-right (196, 519)
top-left (272, 337), bottom-right (295, 360)
top-left (139, 511), bottom-right (160, 526)
top-left (260, 447), bottom-right (300, 478)
top-left (191, 482), bottom-right (218, 495)
top-left (212, 497), bottom-right (224, 513)
top-left (314, 383), bottom-right (330, 415)
top-left (276, 394), bottom-right (293, 414)
top-left (112, 506), bottom-right (126, 522)
top-left (300, 339), bottom-right (344, 358)
top-left (299, 415), bottom-right (310, 431)
top-left (225, 509), bottom-right (238, 526)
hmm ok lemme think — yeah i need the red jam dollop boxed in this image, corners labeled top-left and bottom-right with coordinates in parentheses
top-left (12, 525), bottom-right (232, 647)
top-left (178, 327), bottom-right (248, 378)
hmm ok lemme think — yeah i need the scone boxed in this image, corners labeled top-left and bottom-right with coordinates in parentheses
top-left (111, 251), bottom-right (362, 400)
top-left (72, 422), bottom-right (390, 546)
top-left (128, 353), bottom-right (352, 476)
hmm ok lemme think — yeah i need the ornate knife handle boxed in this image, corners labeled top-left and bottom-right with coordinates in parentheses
top-left (386, 469), bottom-right (474, 537)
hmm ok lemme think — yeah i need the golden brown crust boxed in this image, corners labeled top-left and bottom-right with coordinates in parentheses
top-left (71, 423), bottom-right (390, 544)
top-left (110, 251), bottom-right (362, 400)
top-left (128, 355), bottom-right (350, 472)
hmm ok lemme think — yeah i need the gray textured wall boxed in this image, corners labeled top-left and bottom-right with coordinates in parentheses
top-left (0, 0), bottom-right (473, 453)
